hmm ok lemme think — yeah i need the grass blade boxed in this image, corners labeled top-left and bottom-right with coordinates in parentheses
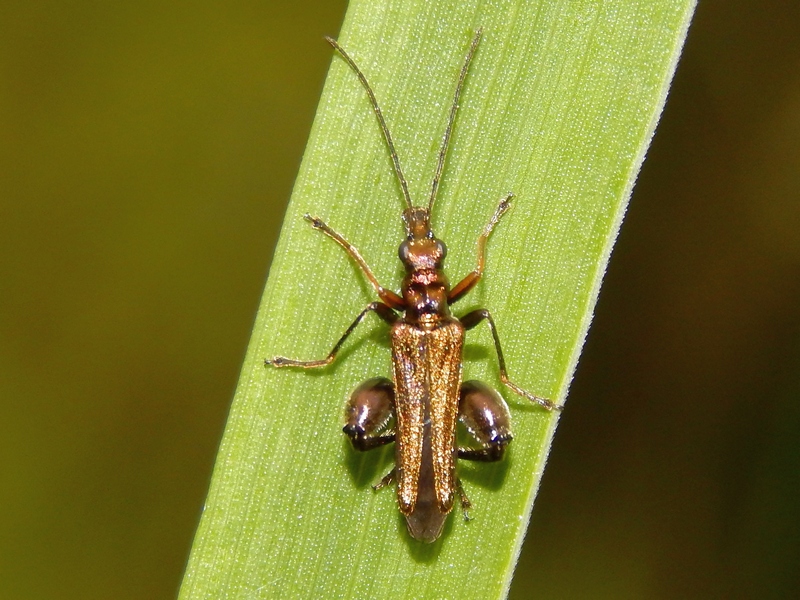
top-left (180, 1), bottom-right (695, 598)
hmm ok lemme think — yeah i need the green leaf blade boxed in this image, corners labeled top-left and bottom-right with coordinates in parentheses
top-left (181, 1), bottom-right (695, 598)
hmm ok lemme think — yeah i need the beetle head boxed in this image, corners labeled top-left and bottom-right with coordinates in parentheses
top-left (399, 207), bottom-right (447, 271)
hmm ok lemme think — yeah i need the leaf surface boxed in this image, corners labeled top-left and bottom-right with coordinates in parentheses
top-left (180, 1), bottom-right (696, 598)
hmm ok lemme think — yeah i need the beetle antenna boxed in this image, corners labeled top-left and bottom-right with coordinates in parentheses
top-left (326, 36), bottom-right (414, 210)
top-left (427, 28), bottom-right (482, 213)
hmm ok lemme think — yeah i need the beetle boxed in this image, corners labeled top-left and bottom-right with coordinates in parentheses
top-left (265, 28), bottom-right (562, 543)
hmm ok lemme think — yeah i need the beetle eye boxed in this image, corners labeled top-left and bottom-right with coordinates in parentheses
top-left (398, 241), bottom-right (411, 263)
top-left (437, 240), bottom-right (447, 259)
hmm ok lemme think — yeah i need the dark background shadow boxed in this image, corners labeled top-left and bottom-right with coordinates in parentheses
top-left (1, 1), bottom-right (798, 598)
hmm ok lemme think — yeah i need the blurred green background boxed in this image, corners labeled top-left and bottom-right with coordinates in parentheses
top-left (1, 1), bottom-right (798, 599)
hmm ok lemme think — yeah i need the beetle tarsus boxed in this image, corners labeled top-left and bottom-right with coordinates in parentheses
top-left (303, 213), bottom-right (326, 229)
top-left (456, 479), bottom-right (472, 521)
top-left (373, 469), bottom-right (396, 492)
top-left (485, 192), bottom-right (513, 233)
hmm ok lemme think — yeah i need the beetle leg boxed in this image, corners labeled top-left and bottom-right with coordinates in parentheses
top-left (457, 380), bottom-right (513, 462)
top-left (448, 193), bottom-right (513, 304)
top-left (456, 478), bottom-right (472, 521)
top-left (344, 379), bottom-right (398, 494)
top-left (303, 215), bottom-right (404, 309)
top-left (372, 468), bottom-right (396, 491)
top-left (344, 377), bottom-right (396, 451)
top-left (460, 309), bottom-right (563, 411)
top-left (265, 301), bottom-right (397, 368)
